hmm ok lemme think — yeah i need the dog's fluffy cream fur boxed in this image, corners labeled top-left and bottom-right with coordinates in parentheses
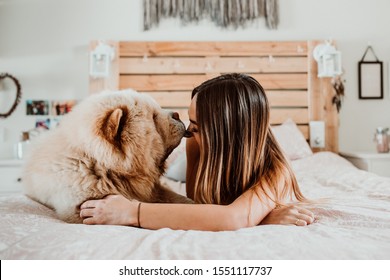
top-left (22, 89), bottom-right (191, 223)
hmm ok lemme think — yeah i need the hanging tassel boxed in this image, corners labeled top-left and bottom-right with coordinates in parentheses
top-left (171, 0), bottom-right (177, 17)
top-left (143, 0), bottom-right (151, 30)
top-left (157, 0), bottom-right (162, 24)
top-left (143, 0), bottom-right (160, 30)
top-left (182, 0), bottom-right (190, 24)
top-left (161, 0), bottom-right (171, 17)
top-left (231, 0), bottom-right (241, 28)
top-left (265, 0), bottom-right (279, 29)
top-left (258, 0), bottom-right (264, 17)
top-left (220, 0), bottom-right (226, 27)
top-left (240, 0), bottom-right (248, 22)
top-left (177, 0), bottom-right (184, 19)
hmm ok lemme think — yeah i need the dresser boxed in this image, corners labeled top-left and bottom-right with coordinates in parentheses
top-left (0, 159), bottom-right (24, 195)
top-left (339, 151), bottom-right (390, 178)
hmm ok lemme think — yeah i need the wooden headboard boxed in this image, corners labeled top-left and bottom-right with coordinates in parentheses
top-left (89, 41), bottom-right (338, 153)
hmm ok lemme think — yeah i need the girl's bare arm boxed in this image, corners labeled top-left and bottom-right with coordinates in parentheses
top-left (80, 186), bottom-right (313, 231)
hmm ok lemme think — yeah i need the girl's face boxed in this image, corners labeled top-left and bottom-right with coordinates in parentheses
top-left (188, 94), bottom-right (201, 146)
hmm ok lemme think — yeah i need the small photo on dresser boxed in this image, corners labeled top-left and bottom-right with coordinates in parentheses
top-left (51, 100), bottom-right (77, 116)
top-left (26, 100), bottom-right (50, 116)
top-left (35, 118), bottom-right (50, 130)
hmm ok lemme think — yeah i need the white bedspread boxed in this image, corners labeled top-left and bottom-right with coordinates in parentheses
top-left (1, 152), bottom-right (389, 259)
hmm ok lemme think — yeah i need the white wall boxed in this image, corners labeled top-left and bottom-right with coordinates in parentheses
top-left (1, 0), bottom-right (390, 159)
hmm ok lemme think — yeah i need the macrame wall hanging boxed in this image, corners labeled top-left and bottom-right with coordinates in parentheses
top-left (143, 0), bottom-right (279, 30)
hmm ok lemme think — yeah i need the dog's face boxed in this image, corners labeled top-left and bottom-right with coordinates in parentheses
top-left (65, 90), bottom-right (186, 179)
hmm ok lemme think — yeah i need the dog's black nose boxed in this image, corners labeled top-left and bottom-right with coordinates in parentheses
top-left (184, 130), bottom-right (193, 138)
top-left (171, 112), bottom-right (180, 121)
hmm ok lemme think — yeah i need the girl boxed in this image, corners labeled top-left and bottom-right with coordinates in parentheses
top-left (80, 73), bottom-right (314, 230)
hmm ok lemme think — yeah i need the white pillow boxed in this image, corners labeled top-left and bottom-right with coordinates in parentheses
top-left (165, 150), bottom-right (187, 182)
top-left (165, 134), bottom-right (187, 182)
top-left (271, 119), bottom-right (313, 160)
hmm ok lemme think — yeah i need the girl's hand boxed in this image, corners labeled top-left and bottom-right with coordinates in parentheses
top-left (80, 194), bottom-right (139, 226)
top-left (260, 204), bottom-right (315, 226)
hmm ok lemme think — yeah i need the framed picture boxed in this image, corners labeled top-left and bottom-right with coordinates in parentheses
top-left (51, 100), bottom-right (77, 116)
top-left (26, 100), bottom-right (50, 115)
top-left (358, 61), bottom-right (383, 99)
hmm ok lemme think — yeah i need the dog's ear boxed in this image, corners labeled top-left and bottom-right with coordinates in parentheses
top-left (103, 107), bottom-right (127, 144)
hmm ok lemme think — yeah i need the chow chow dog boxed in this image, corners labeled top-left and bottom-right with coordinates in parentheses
top-left (22, 89), bottom-right (192, 223)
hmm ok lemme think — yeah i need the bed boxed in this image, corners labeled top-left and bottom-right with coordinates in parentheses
top-left (1, 41), bottom-right (389, 260)
top-left (1, 152), bottom-right (390, 259)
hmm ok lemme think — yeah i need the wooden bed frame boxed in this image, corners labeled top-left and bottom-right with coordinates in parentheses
top-left (89, 41), bottom-right (338, 153)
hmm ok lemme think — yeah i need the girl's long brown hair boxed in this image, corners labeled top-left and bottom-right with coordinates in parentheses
top-left (192, 73), bottom-right (305, 205)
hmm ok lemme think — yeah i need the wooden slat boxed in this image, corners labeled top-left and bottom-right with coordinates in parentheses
top-left (142, 90), bottom-right (308, 108)
top-left (270, 108), bottom-right (309, 124)
top-left (252, 74), bottom-right (308, 90)
top-left (142, 91), bottom-right (191, 107)
top-left (120, 75), bottom-right (213, 91)
top-left (119, 41), bottom-right (308, 57)
top-left (120, 74), bottom-right (308, 91)
top-left (119, 57), bottom-right (308, 74)
top-left (267, 90), bottom-right (308, 107)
